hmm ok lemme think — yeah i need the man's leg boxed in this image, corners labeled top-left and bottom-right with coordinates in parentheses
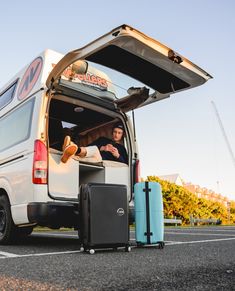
top-left (61, 137), bottom-right (101, 163)
top-left (61, 136), bottom-right (78, 163)
top-left (78, 146), bottom-right (102, 162)
top-left (85, 146), bottom-right (99, 157)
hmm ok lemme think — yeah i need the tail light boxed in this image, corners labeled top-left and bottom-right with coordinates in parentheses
top-left (32, 140), bottom-right (48, 184)
top-left (135, 159), bottom-right (141, 183)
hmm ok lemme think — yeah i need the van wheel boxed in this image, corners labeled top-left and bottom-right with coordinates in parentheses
top-left (0, 195), bottom-right (16, 244)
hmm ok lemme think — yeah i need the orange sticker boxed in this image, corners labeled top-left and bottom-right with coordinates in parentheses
top-left (18, 57), bottom-right (43, 100)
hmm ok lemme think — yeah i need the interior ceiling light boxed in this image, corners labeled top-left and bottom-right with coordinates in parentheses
top-left (74, 106), bottom-right (84, 113)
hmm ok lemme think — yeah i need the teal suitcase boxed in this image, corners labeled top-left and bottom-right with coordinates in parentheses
top-left (134, 182), bottom-right (164, 247)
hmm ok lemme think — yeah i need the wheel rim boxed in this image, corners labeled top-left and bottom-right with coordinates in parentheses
top-left (0, 208), bottom-right (6, 232)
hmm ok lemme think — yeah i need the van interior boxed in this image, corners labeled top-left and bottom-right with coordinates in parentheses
top-left (48, 96), bottom-right (130, 199)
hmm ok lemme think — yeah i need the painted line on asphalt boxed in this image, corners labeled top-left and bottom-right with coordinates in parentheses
top-left (166, 229), bottom-right (235, 233)
top-left (166, 227), bottom-right (235, 231)
top-left (165, 231), bottom-right (235, 237)
top-left (166, 237), bottom-right (235, 245)
top-left (0, 251), bottom-right (19, 258)
top-left (0, 249), bottom-right (82, 259)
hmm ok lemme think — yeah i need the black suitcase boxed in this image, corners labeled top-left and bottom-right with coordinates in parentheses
top-left (79, 183), bottom-right (130, 254)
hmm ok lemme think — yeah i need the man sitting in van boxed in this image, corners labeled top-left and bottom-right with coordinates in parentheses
top-left (61, 123), bottom-right (128, 164)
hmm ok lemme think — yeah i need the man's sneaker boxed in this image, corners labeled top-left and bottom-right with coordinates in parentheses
top-left (61, 143), bottom-right (78, 163)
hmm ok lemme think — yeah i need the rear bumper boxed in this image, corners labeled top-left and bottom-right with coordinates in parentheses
top-left (27, 202), bottom-right (79, 229)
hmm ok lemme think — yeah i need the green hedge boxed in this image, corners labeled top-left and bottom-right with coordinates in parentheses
top-left (147, 176), bottom-right (234, 225)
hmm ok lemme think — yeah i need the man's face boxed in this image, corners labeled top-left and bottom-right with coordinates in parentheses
top-left (112, 128), bottom-right (124, 143)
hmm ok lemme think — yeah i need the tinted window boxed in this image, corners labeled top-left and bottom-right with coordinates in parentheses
top-left (0, 81), bottom-right (18, 109)
top-left (0, 98), bottom-right (35, 152)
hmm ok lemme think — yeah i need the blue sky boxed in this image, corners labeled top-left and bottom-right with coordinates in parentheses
top-left (1, 0), bottom-right (235, 199)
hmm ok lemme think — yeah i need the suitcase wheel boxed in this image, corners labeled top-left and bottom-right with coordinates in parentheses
top-left (80, 246), bottom-right (85, 252)
top-left (158, 242), bottom-right (165, 249)
top-left (89, 249), bottom-right (95, 255)
top-left (125, 246), bottom-right (131, 252)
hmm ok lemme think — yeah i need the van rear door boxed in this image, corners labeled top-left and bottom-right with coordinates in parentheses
top-left (46, 24), bottom-right (212, 112)
top-left (48, 150), bottom-right (79, 200)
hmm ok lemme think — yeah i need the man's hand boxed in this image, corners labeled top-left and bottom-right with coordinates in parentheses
top-left (110, 146), bottom-right (120, 158)
top-left (100, 144), bottom-right (120, 159)
top-left (100, 144), bottom-right (113, 152)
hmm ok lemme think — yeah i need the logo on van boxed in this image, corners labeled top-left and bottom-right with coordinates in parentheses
top-left (18, 57), bottom-right (43, 100)
top-left (117, 208), bottom-right (125, 216)
top-left (51, 63), bottom-right (108, 90)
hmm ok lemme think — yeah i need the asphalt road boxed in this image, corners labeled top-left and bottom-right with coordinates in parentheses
top-left (0, 226), bottom-right (235, 290)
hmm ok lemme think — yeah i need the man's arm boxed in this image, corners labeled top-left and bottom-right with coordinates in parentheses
top-left (111, 145), bottom-right (128, 164)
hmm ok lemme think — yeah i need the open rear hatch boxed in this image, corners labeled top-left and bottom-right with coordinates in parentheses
top-left (46, 24), bottom-right (212, 112)
top-left (47, 25), bottom-right (212, 201)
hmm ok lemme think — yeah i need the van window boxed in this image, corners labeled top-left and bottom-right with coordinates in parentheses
top-left (0, 81), bottom-right (18, 109)
top-left (0, 98), bottom-right (35, 152)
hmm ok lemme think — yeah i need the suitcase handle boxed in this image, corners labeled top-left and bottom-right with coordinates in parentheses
top-left (143, 181), bottom-right (151, 244)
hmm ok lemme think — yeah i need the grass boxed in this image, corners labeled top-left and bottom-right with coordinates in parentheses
top-left (33, 226), bottom-right (74, 232)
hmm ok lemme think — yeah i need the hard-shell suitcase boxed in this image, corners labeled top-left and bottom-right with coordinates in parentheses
top-left (79, 183), bottom-right (130, 254)
top-left (134, 181), bottom-right (164, 247)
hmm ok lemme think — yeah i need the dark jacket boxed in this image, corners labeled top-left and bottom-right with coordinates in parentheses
top-left (89, 137), bottom-right (128, 164)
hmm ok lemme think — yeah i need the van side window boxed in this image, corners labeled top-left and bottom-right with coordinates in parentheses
top-left (0, 98), bottom-right (35, 152)
top-left (0, 81), bottom-right (18, 109)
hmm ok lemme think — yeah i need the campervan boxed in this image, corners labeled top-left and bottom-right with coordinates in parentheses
top-left (0, 25), bottom-right (212, 244)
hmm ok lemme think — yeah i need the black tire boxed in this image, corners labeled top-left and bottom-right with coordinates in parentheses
top-left (0, 195), bottom-right (16, 244)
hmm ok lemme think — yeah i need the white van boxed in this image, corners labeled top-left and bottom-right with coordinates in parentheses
top-left (0, 25), bottom-right (212, 244)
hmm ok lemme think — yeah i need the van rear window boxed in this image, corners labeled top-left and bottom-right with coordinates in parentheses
top-left (0, 98), bottom-right (34, 152)
top-left (0, 81), bottom-right (18, 109)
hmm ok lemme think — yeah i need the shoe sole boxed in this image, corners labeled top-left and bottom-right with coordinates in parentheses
top-left (61, 144), bottom-right (78, 163)
top-left (62, 136), bottom-right (71, 152)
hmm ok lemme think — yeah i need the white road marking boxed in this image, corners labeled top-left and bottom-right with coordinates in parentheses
top-left (0, 251), bottom-right (19, 258)
top-left (0, 250), bottom-right (82, 259)
top-left (166, 229), bottom-right (235, 233)
top-left (165, 232), bottom-right (235, 237)
top-left (164, 240), bottom-right (183, 244)
top-left (165, 237), bottom-right (235, 245)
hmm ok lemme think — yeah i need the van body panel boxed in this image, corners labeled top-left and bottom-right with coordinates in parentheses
top-left (0, 149), bottom-right (34, 205)
top-left (11, 204), bottom-right (29, 224)
top-left (0, 178), bottom-right (13, 203)
top-left (103, 162), bottom-right (130, 195)
top-left (48, 152), bottom-right (79, 199)
top-left (33, 185), bottom-right (51, 203)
